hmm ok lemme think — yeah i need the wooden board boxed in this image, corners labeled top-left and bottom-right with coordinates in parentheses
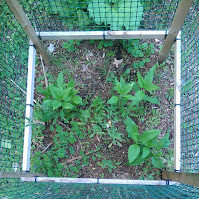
top-left (5, 0), bottom-right (51, 64)
top-left (162, 171), bottom-right (199, 187)
top-left (158, 0), bottom-right (194, 63)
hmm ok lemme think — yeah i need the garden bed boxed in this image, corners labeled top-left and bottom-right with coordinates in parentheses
top-left (31, 39), bottom-right (174, 179)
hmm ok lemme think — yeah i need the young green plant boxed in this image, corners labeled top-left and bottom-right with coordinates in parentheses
top-left (38, 72), bottom-right (82, 123)
top-left (126, 117), bottom-right (170, 168)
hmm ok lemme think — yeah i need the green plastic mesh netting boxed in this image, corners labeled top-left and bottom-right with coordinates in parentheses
top-left (0, 0), bottom-right (198, 197)
top-left (181, 1), bottom-right (199, 173)
top-left (18, 0), bottom-right (179, 31)
top-left (0, 0), bottom-right (29, 172)
top-left (0, 179), bottom-right (199, 198)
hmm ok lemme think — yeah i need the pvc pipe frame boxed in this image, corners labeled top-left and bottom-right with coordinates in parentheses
top-left (174, 32), bottom-right (181, 171)
top-left (22, 41), bottom-right (36, 171)
top-left (37, 30), bottom-right (167, 40)
top-left (21, 177), bottom-right (178, 185)
top-left (22, 30), bottom-right (181, 176)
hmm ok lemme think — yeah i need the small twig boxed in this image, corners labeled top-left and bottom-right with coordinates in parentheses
top-left (42, 143), bottom-right (52, 154)
top-left (10, 79), bottom-right (26, 94)
top-left (40, 55), bottom-right (49, 87)
top-left (10, 78), bottom-right (39, 105)
top-left (33, 119), bottom-right (45, 125)
top-left (57, 120), bottom-right (71, 131)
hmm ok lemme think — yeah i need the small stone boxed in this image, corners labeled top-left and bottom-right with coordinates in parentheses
top-left (48, 44), bottom-right (55, 53)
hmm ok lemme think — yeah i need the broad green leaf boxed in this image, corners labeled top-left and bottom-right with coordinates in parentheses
top-left (137, 65), bottom-right (159, 91)
top-left (130, 154), bottom-right (145, 166)
top-left (108, 96), bottom-right (119, 105)
top-left (144, 139), bottom-right (158, 148)
top-left (145, 64), bottom-right (157, 84)
top-left (137, 73), bottom-right (145, 89)
top-left (53, 100), bottom-right (62, 110)
top-left (129, 133), bottom-right (140, 143)
top-left (88, 0), bottom-right (143, 30)
top-left (114, 77), bottom-right (134, 94)
top-left (117, 0), bottom-right (143, 30)
top-left (126, 117), bottom-right (140, 142)
top-left (143, 64), bottom-right (159, 91)
top-left (126, 117), bottom-right (138, 134)
top-left (114, 78), bottom-right (123, 94)
top-left (120, 77), bottom-right (126, 87)
top-left (145, 96), bottom-right (159, 104)
top-left (141, 130), bottom-right (161, 142)
top-left (123, 94), bottom-right (134, 100)
top-left (67, 80), bottom-right (75, 89)
top-left (152, 157), bottom-right (165, 169)
top-left (42, 110), bottom-right (54, 122)
top-left (49, 86), bottom-right (64, 99)
top-left (128, 144), bottom-right (140, 163)
top-left (142, 147), bottom-right (150, 159)
top-left (48, 85), bottom-right (58, 98)
top-left (60, 109), bottom-right (65, 120)
top-left (158, 131), bottom-right (170, 149)
top-left (70, 89), bottom-right (78, 97)
top-left (42, 99), bottom-right (53, 108)
top-left (62, 102), bottom-right (74, 109)
top-left (88, 0), bottom-right (108, 24)
top-left (1, 139), bottom-right (11, 149)
top-left (134, 90), bottom-right (145, 101)
top-left (144, 83), bottom-right (159, 91)
top-left (77, 10), bottom-right (90, 26)
top-left (72, 95), bottom-right (82, 105)
top-left (131, 90), bottom-right (145, 106)
top-left (57, 72), bottom-right (63, 87)
top-left (61, 88), bottom-right (72, 100)
top-left (132, 83), bottom-right (140, 92)
top-left (123, 82), bottom-right (135, 94)
top-left (37, 88), bottom-right (51, 98)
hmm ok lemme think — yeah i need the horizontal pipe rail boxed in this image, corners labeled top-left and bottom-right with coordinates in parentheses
top-left (0, 172), bottom-right (47, 178)
top-left (37, 30), bottom-right (167, 40)
top-left (21, 177), bottom-right (178, 185)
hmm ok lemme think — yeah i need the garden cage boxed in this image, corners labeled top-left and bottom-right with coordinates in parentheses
top-left (0, 0), bottom-right (199, 198)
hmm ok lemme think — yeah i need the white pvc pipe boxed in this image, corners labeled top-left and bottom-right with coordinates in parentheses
top-left (22, 40), bottom-right (36, 171)
top-left (22, 30), bottom-right (181, 177)
top-left (174, 32), bottom-right (181, 171)
top-left (37, 30), bottom-right (167, 40)
top-left (21, 177), bottom-right (178, 185)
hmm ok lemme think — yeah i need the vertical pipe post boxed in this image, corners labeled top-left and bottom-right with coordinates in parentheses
top-left (158, 0), bottom-right (194, 63)
top-left (22, 41), bottom-right (36, 171)
top-left (174, 32), bottom-right (181, 171)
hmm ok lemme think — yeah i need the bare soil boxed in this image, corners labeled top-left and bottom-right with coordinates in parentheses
top-left (33, 39), bottom-right (174, 179)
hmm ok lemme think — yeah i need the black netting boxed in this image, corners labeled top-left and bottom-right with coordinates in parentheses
top-left (181, 1), bottom-right (199, 173)
top-left (0, 179), bottom-right (199, 198)
top-left (0, 0), bottom-right (29, 172)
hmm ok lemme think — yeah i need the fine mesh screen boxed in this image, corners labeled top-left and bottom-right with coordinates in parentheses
top-left (181, 1), bottom-right (199, 173)
top-left (18, 0), bottom-right (179, 31)
top-left (0, 0), bottom-right (29, 172)
top-left (0, 0), bottom-right (199, 197)
top-left (0, 179), bottom-right (199, 198)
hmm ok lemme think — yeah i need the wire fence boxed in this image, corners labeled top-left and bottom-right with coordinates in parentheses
top-left (0, 0), bottom-right (29, 172)
top-left (181, 1), bottom-right (199, 173)
top-left (0, 178), bottom-right (199, 199)
top-left (18, 0), bottom-right (180, 31)
top-left (0, 0), bottom-right (199, 197)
